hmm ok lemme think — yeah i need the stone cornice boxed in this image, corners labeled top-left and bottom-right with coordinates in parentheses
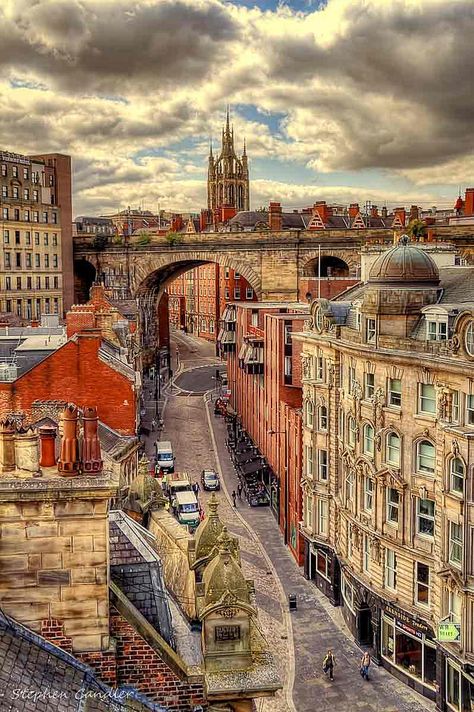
top-left (0, 474), bottom-right (117, 500)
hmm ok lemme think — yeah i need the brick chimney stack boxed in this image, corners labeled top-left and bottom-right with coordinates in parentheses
top-left (268, 202), bottom-right (283, 231)
top-left (465, 188), bottom-right (474, 216)
top-left (313, 201), bottom-right (332, 222)
top-left (38, 425), bottom-right (57, 467)
top-left (370, 205), bottom-right (379, 218)
top-left (381, 206), bottom-right (388, 219)
top-left (349, 203), bottom-right (360, 219)
top-left (393, 207), bottom-right (406, 226)
top-left (57, 404), bottom-right (80, 476)
top-left (82, 406), bottom-right (103, 474)
top-left (409, 205), bottom-right (420, 221)
top-left (0, 420), bottom-right (16, 475)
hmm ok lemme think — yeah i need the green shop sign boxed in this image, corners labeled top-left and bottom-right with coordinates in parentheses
top-left (438, 623), bottom-right (461, 642)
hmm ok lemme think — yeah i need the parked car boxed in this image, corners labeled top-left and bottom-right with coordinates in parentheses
top-left (155, 441), bottom-right (175, 474)
top-left (201, 469), bottom-right (220, 491)
top-left (174, 491), bottom-right (200, 529)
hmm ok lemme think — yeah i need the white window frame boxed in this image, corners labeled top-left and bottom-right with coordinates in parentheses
top-left (418, 383), bottom-right (436, 415)
top-left (427, 319), bottom-right (447, 341)
top-left (318, 449), bottom-right (328, 481)
top-left (348, 416), bottom-right (356, 448)
top-left (305, 400), bottom-right (314, 429)
top-left (365, 372), bottom-right (374, 399)
top-left (416, 440), bottom-right (436, 475)
top-left (305, 445), bottom-right (314, 477)
top-left (415, 562), bottom-right (430, 607)
top-left (318, 405), bottom-right (328, 431)
top-left (466, 393), bottom-right (474, 426)
top-left (363, 534), bottom-right (370, 572)
top-left (386, 487), bottom-right (400, 525)
top-left (417, 498), bottom-right (435, 539)
top-left (345, 468), bottom-right (354, 503)
top-left (386, 432), bottom-right (401, 467)
top-left (366, 317), bottom-right (376, 343)
top-left (450, 458), bottom-right (464, 496)
top-left (448, 521), bottom-right (463, 568)
top-left (385, 549), bottom-right (397, 590)
top-left (388, 378), bottom-right (402, 407)
top-left (304, 494), bottom-right (313, 530)
top-left (246, 287), bottom-right (253, 299)
top-left (363, 423), bottom-right (375, 456)
top-left (364, 477), bottom-right (373, 511)
top-left (318, 499), bottom-right (328, 535)
top-left (452, 390), bottom-right (460, 423)
top-left (316, 354), bottom-right (325, 382)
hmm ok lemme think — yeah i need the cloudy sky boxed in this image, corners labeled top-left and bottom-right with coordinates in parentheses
top-left (0, 0), bottom-right (472, 216)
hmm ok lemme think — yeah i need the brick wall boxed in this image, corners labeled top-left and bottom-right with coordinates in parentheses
top-left (0, 332), bottom-right (135, 434)
top-left (41, 610), bottom-right (207, 711)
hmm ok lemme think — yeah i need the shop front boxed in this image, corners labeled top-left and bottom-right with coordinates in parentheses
top-left (302, 537), bottom-right (340, 606)
top-left (438, 650), bottom-right (474, 712)
top-left (380, 603), bottom-right (436, 701)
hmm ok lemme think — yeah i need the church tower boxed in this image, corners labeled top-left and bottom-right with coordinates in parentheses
top-left (207, 108), bottom-right (249, 213)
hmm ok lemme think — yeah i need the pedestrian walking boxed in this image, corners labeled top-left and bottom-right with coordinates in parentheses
top-left (192, 481), bottom-right (200, 495)
top-left (237, 483), bottom-right (243, 500)
top-left (151, 418), bottom-right (156, 431)
top-left (231, 490), bottom-right (237, 507)
top-left (360, 652), bottom-right (371, 680)
top-left (322, 649), bottom-right (336, 681)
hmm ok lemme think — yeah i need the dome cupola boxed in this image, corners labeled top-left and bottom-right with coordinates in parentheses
top-left (369, 235), bottom-right (440, 286)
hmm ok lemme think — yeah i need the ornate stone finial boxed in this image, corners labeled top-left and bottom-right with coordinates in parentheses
top-left (138, 453), bottom-right (150, 477)
top-left (208, 492), bottom-right (219, 517)
top-left (217, 526), bottom-right (232, 556)
top-left (399, 234), bottom-right (410, 245)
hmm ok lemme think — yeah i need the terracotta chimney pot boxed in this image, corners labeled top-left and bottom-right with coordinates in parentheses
top-left (82, 406), bottom-right (103, 474)
top-left (57, 404), bottom-right (80, 476)
top-left (38, 425), bottom-right (57, 468)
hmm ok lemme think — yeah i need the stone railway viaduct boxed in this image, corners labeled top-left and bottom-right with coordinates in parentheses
top-left (73, 225), bottom-right (474, 306)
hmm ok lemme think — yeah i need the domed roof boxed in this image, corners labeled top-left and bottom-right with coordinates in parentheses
top-left (369, 236), bottom-right (439, 285)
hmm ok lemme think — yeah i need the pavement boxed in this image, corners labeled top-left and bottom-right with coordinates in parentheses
top-left (139, 329), bottom-right (434, 712)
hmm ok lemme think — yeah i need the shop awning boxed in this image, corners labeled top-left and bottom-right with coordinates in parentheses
top-left (240, 460), bottom-right (263, 476)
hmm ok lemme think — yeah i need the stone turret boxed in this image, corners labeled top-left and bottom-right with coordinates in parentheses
top-left (190, 493), bottom-right (239, 576)
top-left (123, 453), bottom-right (166, 523)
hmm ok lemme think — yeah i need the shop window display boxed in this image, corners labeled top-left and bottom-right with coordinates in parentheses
top-left (382, 615), bottom-right (436, 689)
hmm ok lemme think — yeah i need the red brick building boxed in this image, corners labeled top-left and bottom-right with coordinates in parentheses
top-left (220, 302), bottom-right (308, 563)
top-left (0, 285), bottom-right (138, 434)
top-left (167, 262), bottom-right (256, 341)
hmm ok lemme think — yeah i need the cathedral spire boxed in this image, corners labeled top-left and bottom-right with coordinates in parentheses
top-left (226, 105), bottom-right (230, 135)
top-left (243, 137), bottom-right (247, 157)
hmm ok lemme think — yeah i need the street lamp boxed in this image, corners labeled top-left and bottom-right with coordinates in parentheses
top-left (268, 428), bottom-right (289, 545)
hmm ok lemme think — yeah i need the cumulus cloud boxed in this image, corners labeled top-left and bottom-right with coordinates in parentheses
top-left (0, 0), bottom-right (471, 214)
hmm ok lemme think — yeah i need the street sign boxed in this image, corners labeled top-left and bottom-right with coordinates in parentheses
top-left (438, 623), bottom-right (461, 642)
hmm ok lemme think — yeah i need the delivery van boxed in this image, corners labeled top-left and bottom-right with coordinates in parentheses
top-left (168, 472), bottom-right (192, 497)
top-left (155, 441), bottom-right (175, 473)
top-left (174, 491), bottom-right (200, 529)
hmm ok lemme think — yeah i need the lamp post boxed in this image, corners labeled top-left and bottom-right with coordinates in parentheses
top-left (268, 427), bottom-right (289, 545)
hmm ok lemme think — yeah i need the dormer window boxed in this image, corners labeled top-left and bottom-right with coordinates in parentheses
top-left (366, 318), bottom-right (376, 344)
top-left (427, 319), bottom-right (447, 341)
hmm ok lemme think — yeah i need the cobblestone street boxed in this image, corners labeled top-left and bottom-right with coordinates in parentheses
top-left (141, 329), bottom-right (434, 712)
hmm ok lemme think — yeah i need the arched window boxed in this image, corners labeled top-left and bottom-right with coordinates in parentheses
top-left (450, 458), bottom-right (465, 495)
top-left (305, 400), bottom-right (314, 428)
top-left (348, 416), bottom-right (356, 447)
top-left (318, 405), bottom-right (328, 431)
top-left (363, 424), bottom-right (375, 456)
top-left (416, 440), bottom-right (436, 474)
top-left (386, 432), bottom-right (401, 467)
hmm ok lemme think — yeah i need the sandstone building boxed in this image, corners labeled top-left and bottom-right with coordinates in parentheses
top-left (294, 238), bottom-right (474, 711)
top-left (0, 150), bottom-right (73, 319)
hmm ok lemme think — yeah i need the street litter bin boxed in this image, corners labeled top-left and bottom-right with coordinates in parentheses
top-left (289, 594), bottom-right (297, 611)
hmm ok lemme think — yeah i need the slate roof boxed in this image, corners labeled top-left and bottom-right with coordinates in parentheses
top-left (0, 609), bottom-right (163, 711)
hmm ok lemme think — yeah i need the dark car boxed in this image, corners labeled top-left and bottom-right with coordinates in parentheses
top-left (201, 469), bottom-right (220, 491)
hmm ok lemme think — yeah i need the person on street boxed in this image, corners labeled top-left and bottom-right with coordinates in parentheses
top-left (151, 418), bottom-right (156, 431)
top-left (192, 481), bottom-right (200, 495)
top-left (360, 651), bottom-right (371, 680)
top-left (237, 483), bottom-right (243, 500)
top-left (231, 490), bottom-right (237, 507)
top-left (171, 496), bottom-right (177, 517)
top-left (323, 649), bottom-right (336, 681)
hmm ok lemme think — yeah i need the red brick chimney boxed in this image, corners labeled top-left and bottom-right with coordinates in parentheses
top-left (349, 203), bottom-right (359, 219)
top-left (465, 188), bottom-right (474, 216)
top-left (313, 201), bottom-right (332, 222)
top-left (393, 207), bottom-right (406, 226)
top-left (268, 202), bottom-right (283, 231)
top-left (170, 214), bottom-right (183, 232)
top-left (38, 425), bottom-right (57, 468)
top-left (370, 205), bottom-right (379, 218)
top-left (381, 206), bottom-right (388, 219)
top-left (82, 406), bottom-right (103, 474)
top-left (409, 205), bottom-right (420, 221)
top-left (57, 404), bottom-right (80, 476)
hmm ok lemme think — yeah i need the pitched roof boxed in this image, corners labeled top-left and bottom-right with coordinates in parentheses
top-left (0, 608), bottom-right (163, 711)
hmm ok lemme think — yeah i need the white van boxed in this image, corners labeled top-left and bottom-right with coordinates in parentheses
top-left (174, 491), bottom-right (200, 528)
top-left (155, 441), bottom-right (175, 473)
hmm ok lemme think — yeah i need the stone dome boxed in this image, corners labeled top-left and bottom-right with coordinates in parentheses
top-left (369, 236), bottom-right (440, 285)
